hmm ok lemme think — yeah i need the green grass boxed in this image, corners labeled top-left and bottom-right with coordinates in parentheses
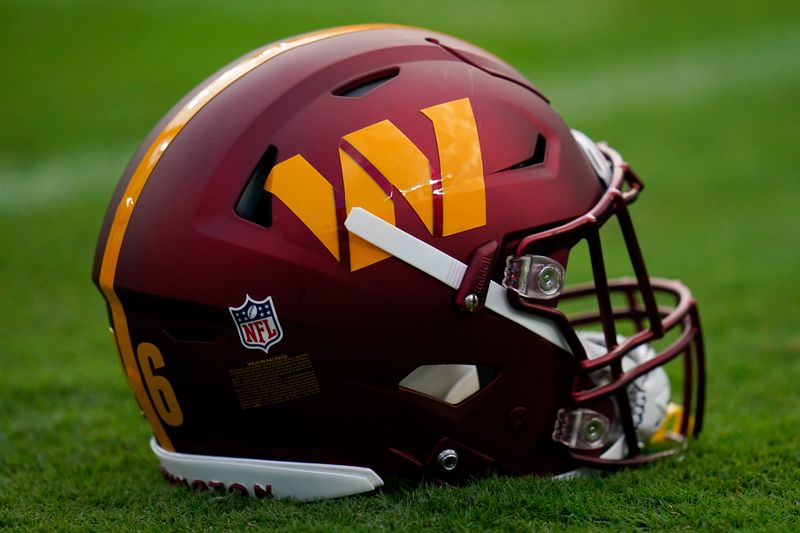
top-left (2, 0), bottom-right (800, 530)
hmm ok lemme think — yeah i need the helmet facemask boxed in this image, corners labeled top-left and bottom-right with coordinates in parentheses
top-left (505, 139), bottom-right (706, 468)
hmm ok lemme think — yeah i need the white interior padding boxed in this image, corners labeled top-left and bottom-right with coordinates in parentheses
top-left (577, 330), bottom-right (671, 438)
top-left (399, 364), bottom-right (481, 404)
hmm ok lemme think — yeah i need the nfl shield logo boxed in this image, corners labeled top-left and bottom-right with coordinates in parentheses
top-left (229, 295), bottom-right (284, 353)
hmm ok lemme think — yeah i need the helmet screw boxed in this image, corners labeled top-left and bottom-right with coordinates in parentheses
top-left (537, 264), bottom-right (561, 296)
top-left (508, 407), bottom-right (529, 431)
top-left (582, 417), bottom-right (606, 445)
top-left (437, 449), bottom-right (459, 471)
top-left (464, 293), bottom-right (480, 312)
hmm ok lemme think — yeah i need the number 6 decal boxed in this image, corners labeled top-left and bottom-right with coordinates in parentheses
top-left (136, 342), bottom-right (184, 427)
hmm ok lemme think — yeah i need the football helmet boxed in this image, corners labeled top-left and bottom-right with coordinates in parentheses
top-left (93, 24), bottom-right (705, 501)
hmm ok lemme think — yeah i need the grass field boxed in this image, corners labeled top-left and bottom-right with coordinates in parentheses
top-left (2, 0), bottom-right (799, 530)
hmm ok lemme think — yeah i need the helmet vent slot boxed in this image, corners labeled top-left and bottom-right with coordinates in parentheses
top-left (499, 133), bottom-right (547, 172)
top-left (399, 364), bottom-right (497, 405)
top-left (332, 67), bottom-right (400, 98)
top-left (235, 145), bottom-right (277, 228)
top-left (162, 323), bottom-right (222, 344)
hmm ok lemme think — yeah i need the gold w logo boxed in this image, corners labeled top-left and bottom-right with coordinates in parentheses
top-left (265, 97), bottom-right (486, 271)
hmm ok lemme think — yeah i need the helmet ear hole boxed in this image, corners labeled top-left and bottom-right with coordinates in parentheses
top-left (235, 145), bottom-right (277, 228)
top-left (399, 365), bottom-right (497, 405)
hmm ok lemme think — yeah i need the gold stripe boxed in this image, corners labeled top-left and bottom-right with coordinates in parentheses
top-left (421, 98), bottom-right (486, 236)
top-left (265, 154), bottom-right (341, 260)
top-left (342, 120), bottom-right (433, 233)
top-left (342, 119), bottom-right (433, 270)
top-left (98, 24), bottom-right (402, 451)
top-left (339, 147), bottom-right (394, 270)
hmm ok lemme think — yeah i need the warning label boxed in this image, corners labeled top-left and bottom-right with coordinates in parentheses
top-left (229, 353), bottom-right (320, 409)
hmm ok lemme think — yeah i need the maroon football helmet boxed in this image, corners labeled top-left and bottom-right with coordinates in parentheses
top-left (93, 24), bottom-right (705, 500)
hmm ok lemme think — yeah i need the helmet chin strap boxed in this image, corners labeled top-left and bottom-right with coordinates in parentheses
top-left (344, 207), bottom-right (572, 352)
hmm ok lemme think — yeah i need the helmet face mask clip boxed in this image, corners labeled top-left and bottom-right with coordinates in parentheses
top-left (93, 24), bottom-right (705, 501)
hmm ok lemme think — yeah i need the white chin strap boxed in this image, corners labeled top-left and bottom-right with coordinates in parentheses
top-left (151, 438), bottom-right (383, 501)
top-left (344, 207), bottom-right (571, 352)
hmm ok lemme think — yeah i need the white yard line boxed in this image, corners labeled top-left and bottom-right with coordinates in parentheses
top-left (530, 25), bottom-right (800, 122)
top-left (0, 150), bottom-right (129, 214)
top-left (1, 25), bottom-right (797, 213)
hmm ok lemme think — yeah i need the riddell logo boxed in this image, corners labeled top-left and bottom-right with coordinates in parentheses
top-left (474, 253), bottom-right (493, 295)
top-left (265, 97), bottom-right (487, 271)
